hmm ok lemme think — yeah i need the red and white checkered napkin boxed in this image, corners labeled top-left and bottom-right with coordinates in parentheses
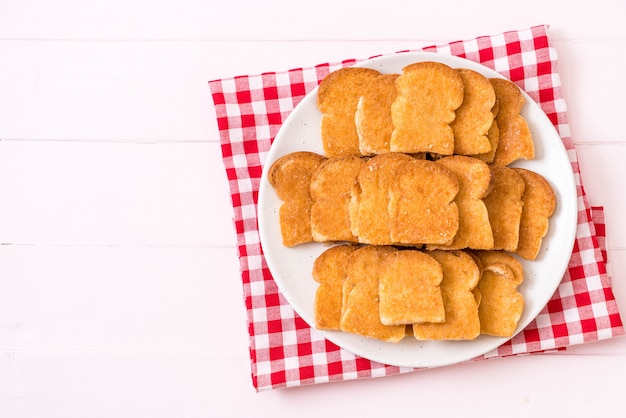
top-left (209, 25), bottom-right (624, 391)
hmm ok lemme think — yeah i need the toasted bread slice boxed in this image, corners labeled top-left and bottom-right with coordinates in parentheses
top-left (268, 151), bottom-right (327, 246)
top-left (390, 61), bottom-right (464, 155)
top-left (428, 155), bottom-right (494, 250)
top-left (483, 166), bottom-right (525, 251)
top-left (318, 67), bottom-right (382, 157)
top-left (310, 155), bottom-right (365, 242)
top-left (412, 250), bottom-right (481, 340)
top-left (340, 245), bottom-right (405, 342)
top-left (379, 249), bottom-right (445, 325)
top-left (451, 69), bottom-right (496, 155)
top-left (472, 287), bottom-right (482, 307)
top-left (472, 99), bottom-right (500, 163)
top-left (513, 168), bottom-right (556, 260)
top-left (389, 159), bottom-right (460, 245)
top-left (355, 73), bottom-right (399, 155)
top-left (352, 152), bottom-right (415, 244)
top-left (476, 262), bottom-right (524, 337)
top-left (312, 244), bottom-right (359, 330)
top-left (489, 78), bottom-right (534, 166)
top-left (473, 250), bottom-right (524, 284)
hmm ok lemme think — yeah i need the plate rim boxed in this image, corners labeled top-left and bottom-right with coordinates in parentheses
top-left (258, 51), bottom-right (578, 368)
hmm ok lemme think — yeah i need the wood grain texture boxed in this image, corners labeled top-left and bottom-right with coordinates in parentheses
top-left (0, 0), bottom-right (624, 416)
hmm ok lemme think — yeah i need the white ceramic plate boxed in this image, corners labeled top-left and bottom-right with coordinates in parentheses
top-left (258, 51), bottom-right (577, 368)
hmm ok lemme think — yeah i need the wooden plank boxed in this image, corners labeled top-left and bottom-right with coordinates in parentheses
top-left (0, 141), bottom-right (236, 247)
top-left (0, 245), bottom-right (245, 350)
top-left (1, 40), bottom-right (624, 143)
top-left (0, 0), bottom-right (624, 41)
top-left (576, 143), bottom-right (626, 249)
top-left (0, 349), bottom-right (625, 416)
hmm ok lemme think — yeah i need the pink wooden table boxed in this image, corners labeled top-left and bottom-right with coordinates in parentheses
top-left (1, 1), bottom-right (625, 416)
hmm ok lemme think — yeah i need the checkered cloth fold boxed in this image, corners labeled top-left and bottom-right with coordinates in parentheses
top-left (209, 25), bottom-right (624, 391)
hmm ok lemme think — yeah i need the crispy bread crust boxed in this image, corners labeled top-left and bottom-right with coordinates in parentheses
top-left (268, 151), bottom-right (326, 246)
top-left (483, 165), bottom-right (526, 251)
top-left (352, 153), bottom-right (415, 244)
top-left (513, 168), bottom-right (556, 260)
top-left (318, 67), bottom-right (381, 157)
top-left (428, 155), bottom-right (494, 250)
top-left (451, 69), bottom-right (496, 155)
top-left (390, 61), bottom-right (464, 155)
top-left (379, 249), bottom-right (445, 325)
top-left (388, 159), bottom-right (460, 245)
top-left (412, 250), bottom-right (481, 340)
top-left (310, 155), bottom-right (366, 242)
top-left (355, 73), bottom-right (399, 155)
top-left (313, 244), bottom-right (359, 330)
top-left (340, 246), bottom-right (406, 342)
top-left (476, 262), bottom-right (524, 337)
top-left (489, 78), bottom-right (535, 166)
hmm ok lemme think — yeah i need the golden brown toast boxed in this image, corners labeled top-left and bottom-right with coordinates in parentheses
top-left (390, 61), bottom-right (464, 155)
top-left (476, 261), bottom-right (524, 337)
top-left (340, 245), bottom-right (406, 342)
top-left (472, 100), bottom-right (500, 164)
top-left (318, 67), bottom-right (382, 157)
top-left (271, 62), bottom-right (557, 344)
top-left (268, 151), bottom-right (327, 246)
top-left (513, 168), bottom-right (556, 260)
top-left (451, 69), bottom-right (496, 155)
top-left (388, 159), bottom-right (460, 245)
top-left (351, 152), bottom-right (415, 244)
top-left (483, 165), bottom-right (525, 251)
top-left (355, 73), bottom-right (399, 155)
top-left (312, 244), bottom-right (359, 330)
top-left (379, 249), bottom-right (445, 325)
top-left (310, 155), bottom-right (365, 242)
top-left (412, 250), bottom-right (481, 340)
top-left (489, 78), bottom-right (535, 166)
top-left (473, 250), bottom-right (524, 284)
top-left (428, 155), bottom-right (494, 250)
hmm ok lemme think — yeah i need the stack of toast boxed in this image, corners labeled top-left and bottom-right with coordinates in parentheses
top-left (268, 61), bottom-right (556, 342)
